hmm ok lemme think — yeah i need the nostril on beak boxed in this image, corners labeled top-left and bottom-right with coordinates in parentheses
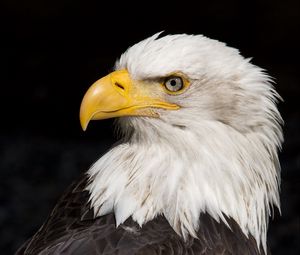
top-left (115, 82), bottom-right (125, 90)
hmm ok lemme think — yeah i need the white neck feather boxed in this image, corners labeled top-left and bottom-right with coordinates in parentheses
top-left (87, 117), bottom-right (281, 252)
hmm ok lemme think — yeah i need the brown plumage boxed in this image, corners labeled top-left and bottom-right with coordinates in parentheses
top-left (17, 175), bottom-right (264, 255)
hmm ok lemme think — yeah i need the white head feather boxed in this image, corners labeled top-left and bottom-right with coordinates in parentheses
top-left (87, 33), bottom-right (283, 253)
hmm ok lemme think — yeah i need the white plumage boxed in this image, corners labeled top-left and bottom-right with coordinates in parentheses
top-left (86, 33), bottom-right (283, 254)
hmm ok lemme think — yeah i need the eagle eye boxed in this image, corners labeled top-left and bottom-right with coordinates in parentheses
top-left (164, 76), bottom-right (184, 92)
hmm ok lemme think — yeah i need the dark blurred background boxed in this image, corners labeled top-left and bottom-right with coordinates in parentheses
top-left (0, 0), bottom-right (299, 254)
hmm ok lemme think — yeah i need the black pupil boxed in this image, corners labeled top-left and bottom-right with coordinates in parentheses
top-left (170, 79), bottom-right (177, 86)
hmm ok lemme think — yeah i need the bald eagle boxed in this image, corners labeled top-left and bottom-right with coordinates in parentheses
top-left (17, 33), bottom-right (283, 255)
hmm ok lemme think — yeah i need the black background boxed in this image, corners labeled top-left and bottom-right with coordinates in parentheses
top-left (0, 0), bottom-right (299, 254)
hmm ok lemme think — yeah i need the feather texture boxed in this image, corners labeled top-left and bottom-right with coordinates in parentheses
top-left (89, 33), bottom-right (283, 253)
top-left (17, 33), bottom-right (283, 254)
top-left (17, 175), bottom-right (265, 255)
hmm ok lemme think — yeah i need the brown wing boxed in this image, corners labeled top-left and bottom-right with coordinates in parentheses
top-left (16, 175), bottom-right (265, 255)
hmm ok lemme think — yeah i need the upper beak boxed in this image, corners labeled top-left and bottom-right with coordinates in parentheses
top-left (79, 69), bottom-right (179, 131)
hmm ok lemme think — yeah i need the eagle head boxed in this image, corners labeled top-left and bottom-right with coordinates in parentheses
top-left (79, 33), bottom-right (283, 253)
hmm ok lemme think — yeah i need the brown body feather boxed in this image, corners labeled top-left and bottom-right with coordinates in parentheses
top-left (16, 175), bottom-right (265, 255)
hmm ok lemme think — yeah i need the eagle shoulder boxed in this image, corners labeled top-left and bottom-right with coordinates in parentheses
top-left (16, 175), bottom-right (266, 255)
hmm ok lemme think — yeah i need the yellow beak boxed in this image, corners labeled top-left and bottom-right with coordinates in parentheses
top-left (79, 70), bottom-right (179, 131)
